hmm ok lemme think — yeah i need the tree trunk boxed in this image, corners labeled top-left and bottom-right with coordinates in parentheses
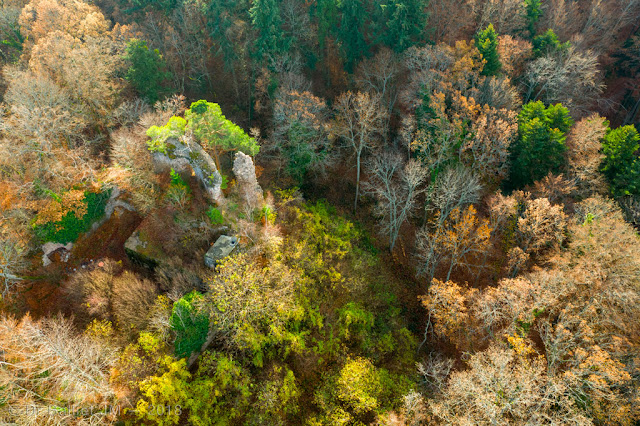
top-left (354, 150), bottom-right (361, 213)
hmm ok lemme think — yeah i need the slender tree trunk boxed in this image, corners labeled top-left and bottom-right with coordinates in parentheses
top-left (354, 149), bottom-right (361, 213)
top-left (446, 260), bottom-right (454, 282)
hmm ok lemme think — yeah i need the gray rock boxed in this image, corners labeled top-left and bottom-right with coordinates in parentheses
top-left (42, 242), bottom-right (73, 267)
top-left (233, 151), bottom-right (263, 210)
top-left (204, 235), bottom-right (238, 268)
top-left (152, 136), bottom-right (223, 204)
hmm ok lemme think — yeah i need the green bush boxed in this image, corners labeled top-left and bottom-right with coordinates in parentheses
top-left (33, 190), bottom-right (111, 244)
top-left (206, 206), bottom-right (224, 225)
top-left (170, 291), bottom-right (210, 359)
top-left (146, 116), bottom-right (187, 154)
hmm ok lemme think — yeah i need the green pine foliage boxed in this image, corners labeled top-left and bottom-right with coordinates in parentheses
top-left (475, 24), bottom-right (501, 76)
top-left (507, 101), bottom-right (574, 189)
top-left (532, 29), bottom-right (571, 58)
top-left (378, 0), bottom-right (429, 52)
top-left (249, 0), bottom-right (289, 61)
top-left (185, 100), bottom-right (259, 167)
top-left (206, 206), bottom-right (224, 224)
top-left (338, 0), bottom-right (369, 72)
top-left (124, 39), bottom-right (172, 103)
top-left (601, 125), bottom-right (640, 196)
top-left (524, 0), bottom-right (542, 38)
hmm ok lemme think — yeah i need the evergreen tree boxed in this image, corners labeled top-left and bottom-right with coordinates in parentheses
top-left (475, 24), bottom-right (501, 76)
top-left (378, 0), bottom-right (429, 52)
top-left (185, 100), bottom-right (259, 168)
top-left (524, 0), bottom-right (542, 38)
top-left (532, 29), bottom-right (571, 58)
top-left (507, 101), bottom-right (573, 189)
top-left (249, 0), bottom-right (288, 62)
top-left (601, 125), bottom-right (640, 196)
top-left (337, 0), bottom-right (369, 72)
top-left (124, 39), bottom-right (172, 104)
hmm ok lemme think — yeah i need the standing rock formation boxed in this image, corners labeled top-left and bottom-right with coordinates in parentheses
top-left (151, 136), bottom-right (224, 204)
top-left (233, 151), bottom-right (264, 210)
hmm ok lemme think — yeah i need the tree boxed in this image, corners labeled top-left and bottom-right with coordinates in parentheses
top-left (19, 0), bottom-right (110, 50)
top-left (0, 238), bottom-right (25, 297)
top-left (600, 125), bottom-right (640, 196)
top-left (170, 291), bottom-right (210, 359)
top-left (28, 30), bottom-right (123, 123)
top-left (333, 91), bottom-right (388, 212)
top-left (184, 100), bottom-right (259, 168)
top-left (507, 101), bottom-right (573, 189)
top-left (417, 205), bottom-right (492, 282)
top-left (516, 197), bottom-right (567, 256)
top-left (271, 90), bottom-right (334, 181)
top-left (417, 166), bottom-right (483, 281)
top-left (532, 29), bottom-right (570, 58)
top-left (566, 114), bottom-right (609, 197)
top-left (0, 6), bottom-right (25, 63)
top-left (377, 0), bottom-right (428, 52)
top-left (426, 345), bottom-right (591, 424)
top-left (0, 314), bottom-right (120, 424)
top-left (461, 106), bottom-right (518, 187)
top-left (496, 35), bottom-right (532, 78)
top-left (363, 153), bottom-right (428, 251)
top-left (124, 39), bottom-right (173, 104)
top-left (524, 46), bottom-right (603, 116)
top-left (2, 67), bottom-right (85, 149)
top-left (354, 48), bottom-right (399, 132)
top-left (337, 0), bottom-right (368, 72)
top-left (478, 0), bottom-right (526, 36)
top-left (419, 279), bottom-right (476, 350)
top-left (524, 0), bottom-right (542, 37)
top-left (249, 0), bottom-right (288, 62)
top-left (475, 24), bottom-right (501, 76)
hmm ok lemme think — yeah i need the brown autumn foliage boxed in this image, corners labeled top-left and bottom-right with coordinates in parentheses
top-left (0, 314), bottom-right (121, 424)
top-left (422, 196), bottom-right (640, 424)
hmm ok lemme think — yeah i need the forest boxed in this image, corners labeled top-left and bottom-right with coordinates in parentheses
top-left (0, 0), bottom-right (639, 424)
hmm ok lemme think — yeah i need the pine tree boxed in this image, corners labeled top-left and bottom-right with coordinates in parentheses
top-left (475, 24), bottom-right (501, 76)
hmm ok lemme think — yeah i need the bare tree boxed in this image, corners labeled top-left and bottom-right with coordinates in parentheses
top-left (566, 114), bottom-right (608, 197)
top-left (363, 153), bottom-right (428, 251)
top-left (524, 47), bottom-right (603, 117)
top-left (478, 0), bottom-right (526, 35)
top-left (0, 314), bottom-right (120, 424)
top-left (0, 238), bottom-right (25, 297)
top-left (333, 91), bottom-right (388, 212)
top-left (3, 67), bottom-right (86, 149)
top-left (417, 166), bottom-right (482, 281)
top-left (355, 48), bottom-right (399, 134)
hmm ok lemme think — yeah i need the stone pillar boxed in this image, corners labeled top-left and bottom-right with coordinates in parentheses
top-left (233, 151), bottom-right (264, 210)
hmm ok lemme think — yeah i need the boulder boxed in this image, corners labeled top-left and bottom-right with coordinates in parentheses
top-left (233, 151), bottom-right (263, 210)
top-left (204, 235), bottom-right (238, 268)
top-left (42, 242), bottom-right (73, 267)
top-left (124, 225), bottom-right (165, 268)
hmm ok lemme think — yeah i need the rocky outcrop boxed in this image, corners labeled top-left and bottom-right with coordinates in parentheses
top-left (204, 235), bottom-right (238, 268)
top-left (42, 242), bottom-right (73, 267)
top-left (151, 136), bottom-right (223, 204)
top-left (233, 151), bottom-right (263, 210)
